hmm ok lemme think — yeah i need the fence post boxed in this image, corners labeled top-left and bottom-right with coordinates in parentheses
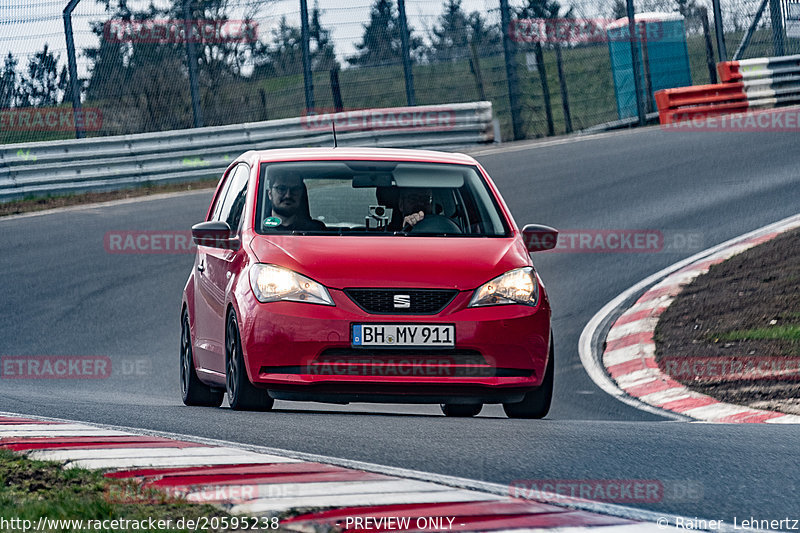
top-left (639, 21), bottom-right (653, 114)
top-left (259, 88), bottom-right (269, 120)
top-left (554, 43), bottom-right (572, 134)
top-left (701, 7), bottom-right (718, 83)
top-left (712, 0), bottom-right (728, 61)
top-left (330, 67), bottom-right (344, 112)
top-left (397, 0), bottom-right (416, 106)
top-left (535, 43), bottom-right (554, 136)
top-left (184, 0), bottom-right (204, 128)
top-left (768, 0), bottom-right (785, 56)
top-left (299, 0), bottom-right (315, 113)
top-left (469, 41), bottom-right (486, 101)
top-left (626, 0), bottom-right (646, 126)
top-left (499, 0), bottom-right (524, 140)
top-left (733, 0), bottom-right (768, 60)
top-left (63, 0), bottom-right (85, 139)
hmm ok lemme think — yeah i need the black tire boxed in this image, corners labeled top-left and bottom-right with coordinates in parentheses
top-left (503, 339), bottom-right (554, 419)
top-left (226, 311), bottom-right (274, 411)
top-left (180, 311), bottom-right (224, 407)
top-left (440, 403), bottom-right (482, 417)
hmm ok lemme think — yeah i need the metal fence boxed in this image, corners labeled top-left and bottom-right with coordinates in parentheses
top-left (1, 0), bottom-right (799, 146)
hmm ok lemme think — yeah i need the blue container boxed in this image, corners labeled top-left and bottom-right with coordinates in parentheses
top-left (607, 13), bottom-right (692, 119)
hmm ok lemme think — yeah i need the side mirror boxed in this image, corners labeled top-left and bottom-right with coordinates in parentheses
top-left (192, 221), bottom-right (240, 250)
top-left (522, 224), bottom-right (558, 252)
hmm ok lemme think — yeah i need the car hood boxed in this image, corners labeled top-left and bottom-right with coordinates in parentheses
top-left (248, 235), bottom-right (531, 290)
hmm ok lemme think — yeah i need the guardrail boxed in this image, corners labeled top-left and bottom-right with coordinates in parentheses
top-left (654, 54), bottom-right (800, 124)
top-left (717, 54), bottom-right (800, 109)
top-left (0, 102), bottom-right (494, 202)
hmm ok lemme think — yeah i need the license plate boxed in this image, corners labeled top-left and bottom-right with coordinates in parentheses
top-left (352, 324), bottom-right (455, 347)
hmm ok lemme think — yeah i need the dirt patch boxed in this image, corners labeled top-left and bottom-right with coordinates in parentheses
top-left (654, 228), bottom-right (800, 415)
top-left (0, 179), bottom-right (218, 218)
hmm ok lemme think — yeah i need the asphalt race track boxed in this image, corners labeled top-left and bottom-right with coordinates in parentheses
top-left (2, 126), bottom-right (799, 524)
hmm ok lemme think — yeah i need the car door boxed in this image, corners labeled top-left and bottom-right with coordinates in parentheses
top-left (195, 163), bottom-right (250, 375)
top-left (193, 166), bottom-right (235, 375)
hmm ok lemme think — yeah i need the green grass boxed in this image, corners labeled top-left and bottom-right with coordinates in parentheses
top-left (712, 325), bottom-right (800, 343)
top-left (0, 449), bottom-right (231, 532)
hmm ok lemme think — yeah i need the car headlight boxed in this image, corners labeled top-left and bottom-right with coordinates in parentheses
top-left (469, 267), bottom-right (539, 308)
top-left (249, 263), bottom-right (334, 306)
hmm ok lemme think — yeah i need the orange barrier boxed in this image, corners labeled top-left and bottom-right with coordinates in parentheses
top-left (656, 55), bottom-right (800, 125)
top-left (654, 83), bottom-right (748, 124)
top-left (717, 61), bottom-right (742, 83)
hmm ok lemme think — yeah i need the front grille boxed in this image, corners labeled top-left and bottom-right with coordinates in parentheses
top-left (344, 288), bottom-right (458, 315)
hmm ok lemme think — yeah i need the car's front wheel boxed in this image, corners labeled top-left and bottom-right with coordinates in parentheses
top-left (180, 311), bottom-right (224, 407)
top-left (226, 311), bottom-right (274, 411)
top-left (503, 338), bottom-right (554, 419)
top-left (440, 403), bottom-right (482, 417)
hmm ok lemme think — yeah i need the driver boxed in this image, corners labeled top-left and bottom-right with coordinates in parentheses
top-left (266, 172), bottom-right (326, 231)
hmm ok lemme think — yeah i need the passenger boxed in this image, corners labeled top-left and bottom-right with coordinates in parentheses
top-left (396, 187), bottom-right (434, 230)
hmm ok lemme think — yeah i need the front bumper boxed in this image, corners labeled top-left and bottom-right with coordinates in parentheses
top-left (238, 288), bottom-right (551, 401)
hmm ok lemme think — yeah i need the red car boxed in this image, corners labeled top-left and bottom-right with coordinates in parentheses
top-left (181, 148), bottom-right (557, 418)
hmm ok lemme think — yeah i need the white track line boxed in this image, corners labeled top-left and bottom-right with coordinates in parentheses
top-left (0, 424), bottom-right (129, 437)
top-left (28, 446), bottom-right (275, 462)
top-left (66, 455), bottom-right (295, 470)
top-left (186, 480), bottom-right (451, 502)
top-left (233, 489), bottom-right (498, 514)
top-left (227, 479), bottom-right (470, 502)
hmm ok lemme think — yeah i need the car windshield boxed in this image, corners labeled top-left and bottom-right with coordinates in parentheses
top-left (255, 160), bottom-right (510, 236)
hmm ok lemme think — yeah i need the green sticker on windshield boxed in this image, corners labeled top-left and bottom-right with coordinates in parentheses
top-left (263, 217), bottom-right (281, 227)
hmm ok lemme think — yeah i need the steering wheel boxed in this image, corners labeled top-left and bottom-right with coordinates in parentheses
top-left (410, 214), bottom-right (463, 234)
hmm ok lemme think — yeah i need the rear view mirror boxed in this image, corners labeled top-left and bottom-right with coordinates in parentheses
top-left (522, 224), bottom-right (558, 252)
top-left (352, 173), bottom-right (393, 188)
top-left (192, 221), bottom-right (240, 250)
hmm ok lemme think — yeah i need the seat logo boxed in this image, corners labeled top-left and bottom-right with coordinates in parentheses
top-left (393, 294), bottom-right (411, 309)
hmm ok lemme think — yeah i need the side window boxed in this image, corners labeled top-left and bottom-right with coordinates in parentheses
top-left (210, 167), bottom-right (236, 221)
top-left (217, 164), bottom-right (250, 230)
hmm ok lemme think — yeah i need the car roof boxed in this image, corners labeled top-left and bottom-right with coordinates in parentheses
top-left (245, 147), bottom-right (479, 166)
